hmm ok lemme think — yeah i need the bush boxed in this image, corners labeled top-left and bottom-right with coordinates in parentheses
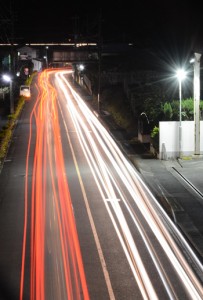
top-left (162, 98), bottom-right (203, 121)
top-left (151, 126), bottom-right (159, 151)
top-left (102, 85), bottom-right (136, 131)
top-left (163, 102), bottom-right (173, 120)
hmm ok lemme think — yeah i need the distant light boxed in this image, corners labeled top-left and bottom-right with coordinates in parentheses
top-left (16, 71), bottom-right (20, 77)
top-left (79, 64), bottom-right (84, 71)
top-left (2, 74), bottom-right (11, 82)
top-left (190, 58), bottom-right (195, 64)
top-left (75, 43), bottom-right (97, 47)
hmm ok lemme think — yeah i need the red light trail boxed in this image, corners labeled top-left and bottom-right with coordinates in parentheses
top-left (20, 69), bottom-right (90, 300)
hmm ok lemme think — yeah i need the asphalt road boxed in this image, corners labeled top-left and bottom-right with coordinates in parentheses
top-left (0, 70), bottom-right (203, 300)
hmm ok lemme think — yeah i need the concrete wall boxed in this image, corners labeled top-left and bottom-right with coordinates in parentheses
top-left (159, 121), bottom-right (203, 159)
top-left (32, 59), bottom-right (42, 72)
top-left (83, 75), bottom-right (92, 94)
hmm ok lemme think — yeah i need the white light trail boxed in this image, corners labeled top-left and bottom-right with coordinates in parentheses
top-left (55, 70), bottom-right (203, 300)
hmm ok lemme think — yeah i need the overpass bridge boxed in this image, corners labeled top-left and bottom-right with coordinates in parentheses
top-left (50, 45), bottom-right (98, 66)
top-left (28, 42), bottom-right (131, 66)
top-left (0, 42), bottom-right (99, 69)
top-left (0, 42), bottom-right (134, 75)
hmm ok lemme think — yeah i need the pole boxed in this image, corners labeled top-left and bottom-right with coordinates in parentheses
top-left (97, 9), bottom-right (102, 113)
top-left (46, 47), bottom-right (49, 68)
top-left (179, 79), bottom-right (182, 158)
top-left (193, 52), bottom-right (201, 155)
top-left (10, 80), bottom-right (14, 114)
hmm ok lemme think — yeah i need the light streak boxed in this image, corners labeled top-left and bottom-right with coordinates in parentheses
top-left (58, 101), bottom-right (116, 299)
top-left (20, 70), bottom-right (90, 300)
top-left (56, 70), bottom-right (203, 300)
top-left (19, 68), bottom-right (203, 300)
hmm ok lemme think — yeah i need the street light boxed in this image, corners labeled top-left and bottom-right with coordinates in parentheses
top-left (45, 46), bottom-right (49, 68)
top-left (78, 64), bottom-right (84, 71)
top-left (2, 74), bottom-right (14, 114)
top-left (176, 69), bottom-right (186, 157)
top-left (78, 64), bottom-right (85, 85)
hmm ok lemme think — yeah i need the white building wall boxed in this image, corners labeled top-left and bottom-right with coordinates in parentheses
top-left (159, 121), bottom-right (203, 159)
top-left (32, 59), bottom-right (42, 72)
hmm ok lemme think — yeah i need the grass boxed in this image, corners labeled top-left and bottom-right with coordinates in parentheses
top-left (0, 96), bottom-right (25, 164)
top-left (181, 156), bottom-right (192, 160)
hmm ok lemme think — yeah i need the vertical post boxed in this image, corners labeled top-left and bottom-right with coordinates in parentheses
top-left (179, 79), bottom-right (182, 157)
top-left (10, 80), bottom-right (14, 114)
top-left (2, 74), bottom-right (14, 114)
top-left (97, 9), bottom-right (102, 113)
top-left (46, 46), bottom-right (49, 68)
top-left (176, 69), bottom-right (186, 158)
top-left (193, 52), bottom-right (201, 155)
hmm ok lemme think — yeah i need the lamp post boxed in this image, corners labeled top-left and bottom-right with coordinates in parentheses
top-left (43, 56), bottom-right (48, 69)
top-left (192, 53), bottom-right (201, 156)
top-left (45, 46), bottom-right (49, 68)
top-left (43, 46), bottom-right (49, 69)
top-left (78, 64), bottom-right (84, 85)
top-left (176, 69), bottom-right (186, 158)
top-left (2, 74), bottom-right (14, 114)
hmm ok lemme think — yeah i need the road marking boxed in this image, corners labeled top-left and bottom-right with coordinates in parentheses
top-left (105, 198), bottom-right (120, 202)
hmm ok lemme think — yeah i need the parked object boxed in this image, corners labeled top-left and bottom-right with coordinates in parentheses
top-left (20, 85), bottom-right (31, 98)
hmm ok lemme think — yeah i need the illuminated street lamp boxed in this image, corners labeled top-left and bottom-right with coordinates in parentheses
top-left (45, 46), bottom-right (49, 68)
top-left (2, 74), bottom-right (14, 114)
top-left (44, 46), bottom-right (49, 68)
top-left (77, 64), bottom-right (85, 85)
top-left (176, 69), bottom-right (186, 157)
top-left (43, 56), bottom-right (48, 68)
top-left (78, 64), bottom-right (84, 71)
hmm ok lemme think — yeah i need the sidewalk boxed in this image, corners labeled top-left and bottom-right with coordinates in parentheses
top-left (176, 157), bottom-right (203, 195)
top-left (123, 141), bottom-right (203, 259)
top-left (93, 104), bottom-right (203, 259)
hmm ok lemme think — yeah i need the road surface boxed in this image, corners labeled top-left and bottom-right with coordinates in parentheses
top-left (0, 69), bottom-right (203, 300)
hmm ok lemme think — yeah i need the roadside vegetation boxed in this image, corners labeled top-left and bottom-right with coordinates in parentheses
top-left (0, 73), bottom-right (35, 166)
top-left (95, 85), bottom-right (203, 154)
top-left (101, 85), bottom-right (136, 132)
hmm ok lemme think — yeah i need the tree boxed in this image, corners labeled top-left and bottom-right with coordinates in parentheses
top-left (163, 102), bottom-right (173, 120)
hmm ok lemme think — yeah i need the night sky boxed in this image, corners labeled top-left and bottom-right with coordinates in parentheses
top-left (1, 0), bottom-right (203, 56)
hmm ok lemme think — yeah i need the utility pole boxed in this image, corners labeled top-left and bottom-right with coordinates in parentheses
top-left (193, 52), bottom-right (201, 156)
top-left (1, 1), bottom-right (15, 114)
top-left (97, 9), bottom-right (102, 113)
top-left (10, 1), bottom-right (15, 70)
top-left (72, 15), bottom-right (79, 46)
top-left (0, 1), bottom-right (15, 71)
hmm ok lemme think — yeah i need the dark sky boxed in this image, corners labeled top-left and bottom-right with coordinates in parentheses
top-left (1, 0), bottom-right (203, 53)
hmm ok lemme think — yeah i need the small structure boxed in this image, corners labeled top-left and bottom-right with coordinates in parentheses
top-left (138, 112), bottom-right (151, 143)
top-left (20, 85), bottom-right (31, 98)
top-left (17, 46), bottom-right (37, 60)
